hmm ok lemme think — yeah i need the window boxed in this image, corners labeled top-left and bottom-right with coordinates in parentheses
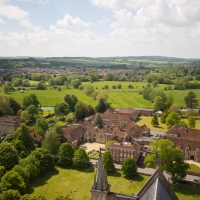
top-left (186, 145), bottom-right (190, 150)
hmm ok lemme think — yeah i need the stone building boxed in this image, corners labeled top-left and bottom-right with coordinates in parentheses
top-left (90, 151), bottom-right (178, 200)
top-left (0, 116), bottom-right (26, 137)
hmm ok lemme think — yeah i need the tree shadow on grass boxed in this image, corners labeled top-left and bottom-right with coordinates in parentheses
top-left (124, 173), bottom-right (145, 182)
top-left (26, 168), bottom-right (59, 194)
top-left (172, 182), bottom-right (200, 197)
top-left (107, 170), bottom-right (121, 177)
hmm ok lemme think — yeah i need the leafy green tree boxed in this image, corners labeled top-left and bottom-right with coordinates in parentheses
top-left (42, 131), bottom-right (61, 156)
top-left (30, 148), bottom-right (55, 175)
top-left (160, 110), bottom-right (168, 124)
top-left (1, 171), bottom-right (26, 194)
top-left (153, 96), bottom-right (165, 111)
top-left (184, 91), bottom-right (199, 108)
top-left (0, 190), bottom-right (21, 200)
top-left (74, 102), bottom-right (88, 121)
top-left (121, 157), bottom-right (137, 177)
top-left (35, 118), bottom-right (48, 133)
top-left (0, 166), bottom-right (6, 180)
top-left (185, 109), bottom-right (199, 117)
top-left (54, 195), bottom-right (73, 200)
top-left (71, 79), bottom-right (81, 89)
top-left (102, 151), bottom-right (115, 172)
top-left (73, 148), bottom-right (89, 169)
top-left (0, 142), bottom-right (18, 170)
top-left (19, 155), bottom-right (40, 179)
top-left (27, 105), bottom-right (38, 122)
top-left (64, 94), bottom-right (78, 112)
top-left (86, 104), bottom-right (95, 116)
top-left (112, 85), bottom-right (116, 89)
top-left (188, 116), bottom-right (196, 129)
top-left (117, 84), bottom-right (122, 89)
top-left (168, 105), bottom-right (180, 113)
top-left (104, 85), bottom-right (108, 89)
top-left (13, 124), bottom-right (35, 156)
top-left (94, 113), bottom-right (103, 128)
top-left (12, 165), bottom-right (30, 184)
top-left (65, 113), bottom-right (75, 124)
top-left (95, 98), bottom-right (107, 113)
top-left (83, 85), bottom-right (95, 96)
top-left (36, 81), bottom-right (46, 90)
top-left (22, 93), bottom-right (40, 108)
top-left (57, 142), bottom-right (75, 167)
top-left (151, 113), bottom-right (159, 127)
top-left (144, 139), bottom-right (189, 180)
top-left (10, 97), bottom-right (21, 115)
top-left (54, 102), bottom-right (70, 118)
top-left (0, 94), bottom-right (14, 116)
top-left (165, 112), bottom-right (180, 128)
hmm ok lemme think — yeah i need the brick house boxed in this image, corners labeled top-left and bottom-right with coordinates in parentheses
top-left (108, 141), bottom-right (141, 164)
top-left (163, 124), bottom-right (200, 161)
top-left (124, 123), bottom-right (151, 140)
top-left (61, 123), bottom-right (85, 147)
top-left (0, 116), bottom-right (26, 137)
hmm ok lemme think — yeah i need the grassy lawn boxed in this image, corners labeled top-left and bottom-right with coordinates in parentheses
top-left (136, 116), bottom-right (200, 132)
top-left (26, 167), bottom-right (149, 200)
top-left (136, 116), bottom-right (168, 132)
top-left (189, 164), bottom-right (200, 173)
top-left (26, 167), bottom-right (200, 200)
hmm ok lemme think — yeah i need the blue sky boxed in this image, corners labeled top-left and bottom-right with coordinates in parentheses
top-left (0, 0), bottom-right (200, 58)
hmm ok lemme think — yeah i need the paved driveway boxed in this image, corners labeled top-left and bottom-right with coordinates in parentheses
top-left (84, 142), bottom-right (105, 153)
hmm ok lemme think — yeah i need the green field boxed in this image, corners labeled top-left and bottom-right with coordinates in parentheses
top-left (26, 167), bottom-right (200, 200)
top-left (1, 80), bottom-right (200, 108)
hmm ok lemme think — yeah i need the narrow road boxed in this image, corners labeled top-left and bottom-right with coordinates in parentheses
top-left (90, 159), bottom-right (199, 181)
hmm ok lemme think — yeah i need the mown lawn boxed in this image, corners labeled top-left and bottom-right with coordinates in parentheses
top-left (189, 164), bottom-right (200, 173)
top-left (26, 167), bottom-right (200, 200)
top-left (26, 167), bottom-right (149, 200)
top-left (136, 116), bottom-right (168, 132)
top-left (136, 116), bottom-right (200, 132)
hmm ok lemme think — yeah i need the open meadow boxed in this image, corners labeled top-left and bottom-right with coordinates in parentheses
top-left (1, 81), bottom-right (200, 108)
top-left (26, 167), bottom-right (200, 200)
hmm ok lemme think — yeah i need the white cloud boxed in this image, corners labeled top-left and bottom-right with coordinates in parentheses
top-left (0, 18), bottom-right (4, 24)
top-left (90, 0), bottom-right (154, 10)
top-left (0, 5), bottom-right (29, 20)
top-left (17, 0), bottom-right (48, 5)
top-left (56, 14), bottom-right (93, 28)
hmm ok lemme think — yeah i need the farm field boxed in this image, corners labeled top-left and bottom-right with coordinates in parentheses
top-left (1, 81), bottom-right (200, 108)
top-left (26, 167), bottom-right (200, 200)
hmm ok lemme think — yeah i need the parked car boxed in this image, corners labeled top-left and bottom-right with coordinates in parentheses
top-left (191, 179), bottom-right (199, 183)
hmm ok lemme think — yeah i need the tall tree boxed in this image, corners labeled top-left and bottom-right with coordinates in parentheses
top-left (57, 142), bottom-right (75, 167)
top-left (121, 157), bottom-right (137, 177)
top-left (73, 148), bottom-right (89, 169)
top-left (42, 131), bottom-right (61, 156)
top-left (54, 102), bottom-right (70, 118)
top-left (188, 116), bottom-right (196, 129)
top-left (165, 112), bottom-right (180, 128)
top-left (151, 113), bottom-right (159, 127)
top-left (144, 139), bottom-right (189, 180)
top-left (184, 91), bottom-right (199, 108)
top-left (94, 113), bottom-right (103, 128)
top-left (153, 96), bottom-right (166, 111)
top-left (0, 142), bottom-right (18, 170)
top-left (22, 93), bottom-right (40, 108)
top-left (64, 94), bottom-right (78, 112)
top-left (102, 151), bottom-right (115, 172)
top-left (0, 190), bottom-right (21, 200)
top-left (1, 171), bottom-right (26, 194)
top-left (96, 98), bottom-right (107, 113)
top-left (13, 124), bottom-right (35, 156)
top-left (74, 102), bottom-right (88, 121)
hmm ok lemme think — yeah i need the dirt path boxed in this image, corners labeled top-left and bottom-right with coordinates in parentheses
top-left (186, 160), bottom-right (200, 167)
